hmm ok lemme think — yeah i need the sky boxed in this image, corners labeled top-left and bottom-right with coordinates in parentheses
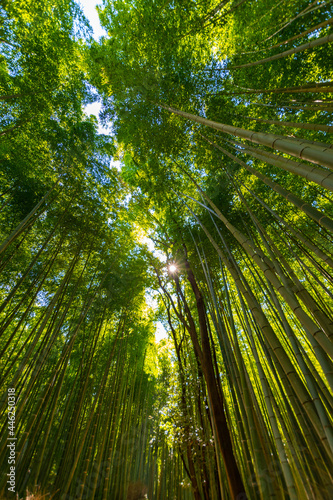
top-left (79, 0), bottom-right (109, 134)
top-left (78, 0), bottom-right (168, 343)
top-left (78, 0), bottom-right (106, 40)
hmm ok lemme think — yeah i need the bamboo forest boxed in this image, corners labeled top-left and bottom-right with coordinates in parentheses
top-left (1, 0), bottom-right (333, 499)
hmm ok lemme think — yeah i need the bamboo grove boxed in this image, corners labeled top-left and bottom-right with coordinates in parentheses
top-left (1, 0), bottom-right (333, 498)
